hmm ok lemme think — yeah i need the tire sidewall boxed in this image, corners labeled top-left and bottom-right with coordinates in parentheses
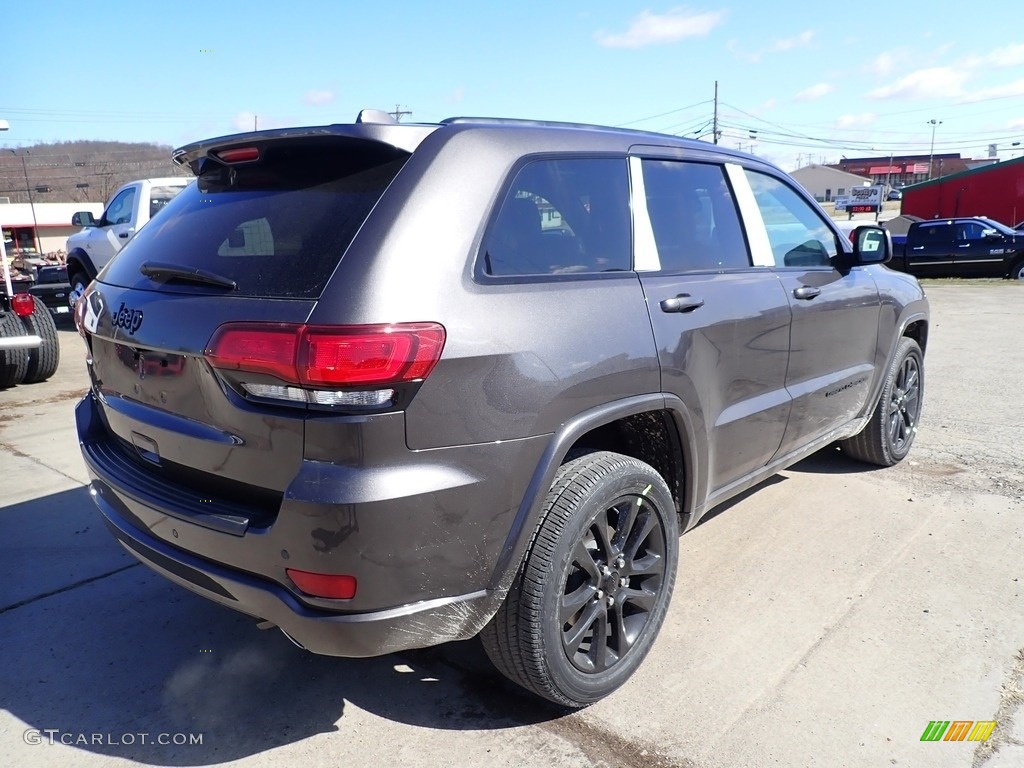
top-left (536, 462), bottom-right (678, 705)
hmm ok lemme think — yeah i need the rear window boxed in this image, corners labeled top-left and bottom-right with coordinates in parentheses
top-left (482, 157), bottom-right (631, 277)
top-left (101, 138), bottom-right (408, 299)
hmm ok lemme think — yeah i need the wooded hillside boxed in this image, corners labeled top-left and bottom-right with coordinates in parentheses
top-left (0, 140), bottom-right (191, 205)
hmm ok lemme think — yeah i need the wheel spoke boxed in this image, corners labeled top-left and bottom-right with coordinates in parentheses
top-left (628, 551), bottom-right (663, 578)
top-left (589, 605), bottom-right (611, 671)
top-left (563, 599), bottom-right (603, 658)
top-left (590, 514), bottom-right (615, 563)
top-left (561, 582), bottom-right (597, 623)
top-left (571, 539), bottom-right (601, 581)
top-left (624, 511), bottom-right (657, 562)
top-left (612, 499), bottom-right (639, 551)
top-left (620, 586), bottom-right (657, 613)
top-left (611, 601), bottom-right (632, 657)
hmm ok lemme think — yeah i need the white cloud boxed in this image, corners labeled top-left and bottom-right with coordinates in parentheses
top-left (1008, 118), bottom-right (1024, 130)
top-left (232, 111), bottom-right (257, 132)
top-left (771, 29), bottom-right (814, 52)
top-left (759, 98), bottom-right (777, 111)
top-left (867, 67), bottom-right (967, 99)
top-left (729, 29), bottom-right (813, 62)
top-left (595, 8), bottom-right (727, 48)
top-left (988, 44), bottom-right (1024, 67)
top-left (303, 89), bottom-right (336, 106)
top-left (447, 87), bottom-right (465, 104)
top-left (836, 113), bottom-right (877, 128)
top-left (957, 78), bottom-right (1024, 104)
top-left (793, 82), bottom-right (834, 101)
top-left (866, 52), bottom-right (897, 77)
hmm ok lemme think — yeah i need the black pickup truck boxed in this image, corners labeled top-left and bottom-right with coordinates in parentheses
top-left (890, 217), bottom-right (1024, 280)
top-left (11, 264), bottom-right (72, 320)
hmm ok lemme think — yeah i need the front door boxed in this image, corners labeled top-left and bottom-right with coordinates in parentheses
top-left (631, 156), bottom-right (793, 498)
top-left (735, 168), bottom-right (881, 457)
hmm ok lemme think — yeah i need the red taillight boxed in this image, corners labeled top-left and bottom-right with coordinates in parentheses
top-left (11, 293), bottom-right (34, 318)
top-left (301, 324), bottom-right (445, 385)
top-left (206, 322), bottom-right (446, 387)
top-left (286, 569), bottom-right (357, 599)
top-left (215, 147), bottom-right (260, 163)
top-left (206, 324), bottom-right (298, 381)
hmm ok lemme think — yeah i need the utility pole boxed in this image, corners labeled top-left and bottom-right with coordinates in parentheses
top-left (5, 149), bottom-right (41, 254)
top-left (927, 119), bottom-right (942, 180)
top-left (712, 81), bottom-right (719, 145)
top-left (389, 104), bottom-right (412, 122)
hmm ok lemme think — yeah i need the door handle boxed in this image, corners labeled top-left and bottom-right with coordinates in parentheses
top-left (793, 285), bottom-right (821, 300)
top-left (118, 232), bottom-right (131, 239)
top-left (660, 294), bottom-right (705, 313)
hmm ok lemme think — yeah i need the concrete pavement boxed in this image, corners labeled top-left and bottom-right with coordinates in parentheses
top-left (1, 283), bottom-right (1021, 767)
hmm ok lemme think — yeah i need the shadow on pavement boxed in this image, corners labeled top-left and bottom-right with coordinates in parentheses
top-left (0, 488), bottom-right (560, 765)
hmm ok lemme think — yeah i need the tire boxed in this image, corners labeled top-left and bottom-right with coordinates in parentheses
top-left (0, 311), bottom-right (30, 388)
top-left (840, 337), bottom-right (923, 466)
top-left (1010, 258), bottom-right (1024, 281)
top-left (21, 302), bottom-right (60, 383)
top-left (68, 270), bottom-right (90, 312)
top-left (480, 451), bottom-right (679, 708)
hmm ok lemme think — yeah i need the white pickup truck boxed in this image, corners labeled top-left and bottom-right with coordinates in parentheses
top-left (66, 177), bottom-right (192, 309)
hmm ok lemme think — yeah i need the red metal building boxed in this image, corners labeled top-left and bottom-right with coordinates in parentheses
top-left (901, 156), bottom-right (1024, 226)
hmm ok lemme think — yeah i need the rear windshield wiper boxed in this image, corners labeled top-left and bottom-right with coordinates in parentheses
top-left (139, 261), bottom-right (237, 290)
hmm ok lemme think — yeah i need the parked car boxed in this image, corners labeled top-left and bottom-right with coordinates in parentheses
top-left (887, 189), bottom-right (903, 201)
top-left (888, 217), bottom-right (1024, 280)
top-left (75, 110), bottom-right (929, 708)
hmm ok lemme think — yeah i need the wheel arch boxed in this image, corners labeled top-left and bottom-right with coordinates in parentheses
top-left (66, 250), bottom-right (99, 281)
top-left (487, 393), bottom-right (703, 594)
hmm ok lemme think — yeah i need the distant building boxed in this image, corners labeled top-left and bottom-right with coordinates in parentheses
top-left (902, 155), bottom-right (1024, 226)
top-left (829, 154), bottom-right (969, 187)
top-left (1, 201), bottom-right (103, 256)
top-left (789, 164), bottom-right (872, 202)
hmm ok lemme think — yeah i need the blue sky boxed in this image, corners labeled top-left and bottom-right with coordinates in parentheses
top-left (2, 1), bottom-right (1022, 170)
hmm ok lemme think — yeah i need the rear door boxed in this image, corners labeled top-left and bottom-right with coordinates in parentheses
top-left (905, 222), bottom-right (955, 275)
top-left (632, 154), bottom-right (793, 498)
top-left (733, 168), bottom-right (881, 456)
top-left (81, 136), bottom-right (413, 527)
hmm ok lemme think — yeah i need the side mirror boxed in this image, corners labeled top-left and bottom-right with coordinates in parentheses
top-left (72, 211), bottom-right (97, 227)
top-left (852, 226), bottom-right (891, 265)
top-left (983, 229), bottom-right (1002, 240)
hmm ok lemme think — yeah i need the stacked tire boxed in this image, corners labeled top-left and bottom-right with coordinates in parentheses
top-left (0, 304), bottom-right (60, 388)
top-left (0, 311), bottom-right (29, 388)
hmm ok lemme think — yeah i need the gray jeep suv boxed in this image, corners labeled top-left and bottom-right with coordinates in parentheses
top-left (75, 110), bottom-right (928, 708)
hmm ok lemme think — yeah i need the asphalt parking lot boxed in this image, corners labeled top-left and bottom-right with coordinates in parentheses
top-left (1, 282), bottom-right (1022, 768)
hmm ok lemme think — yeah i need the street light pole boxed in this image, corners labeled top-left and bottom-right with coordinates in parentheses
top-left (927, 119), bottom-right (942, 180)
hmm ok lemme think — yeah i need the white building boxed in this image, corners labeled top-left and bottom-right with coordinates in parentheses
top-left (1, 201), bottom-right (103, 256)
top-left (789, 165), bottom-right (873, 203)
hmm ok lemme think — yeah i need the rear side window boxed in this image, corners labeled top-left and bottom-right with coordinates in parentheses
top-left (641, 159), bottom-right (750, 272)
top-left (101, 138), bottom-right (408, 299)
top-left (482, 158), bottom-right (630, 277)
top-left (148, 184), bottom-right (187, 219)
top-left (916, 223), bottom-right (953, 244)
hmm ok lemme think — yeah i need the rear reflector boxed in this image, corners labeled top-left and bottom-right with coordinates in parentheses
top-left (11, 293), bottom-right (34, 318)
top-left (207, 322), bottom-right (445, 388)
top-left (286, 569), bottom-right (357, 599)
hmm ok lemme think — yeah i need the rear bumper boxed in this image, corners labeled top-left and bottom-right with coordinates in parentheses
top-left (29, 282), bottom-right (72, 315)
top-left (95, 486), bottom-right (495, 656)
top-left (76, 392), bottom-right (545, 656)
